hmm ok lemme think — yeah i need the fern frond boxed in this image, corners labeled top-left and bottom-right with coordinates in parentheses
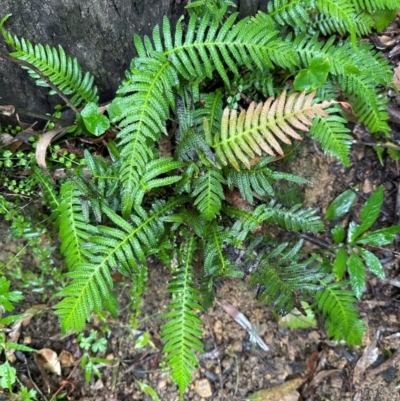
top-left (293, 34), bottom-right (390, 135)
top-left (315, 275), bottom-right (366, 345)
top-left (351, 0), bottom-right (400, 12)
top-left (248, 240), bottom-right (324, 313)
top-left (309, 108), bottom-right (352, 166)
top-left (226, 158), bottom-right (309, 203)
top-left (315, 0), bottom-right (373, 45)
top-left (213, 91), bottom-right (330, 170)
top-left (203, 223), bottom-right (243, 277)
top-left (55, 198), bottom-right (183, 332)
top-left (162, 235), bottom-right (204, 399)
top-left (267, 0), bottom-right (315, 31)
top-left (264, 199), bottom-right (324, 233)
top-left (56, 181), bottom-right (96, 271)
top-left (193, 169), bottom-right (225, 220)
top-left (0, 16), bottom-right (98, 107)
top-left (33, 167), bottom-right (60, 220)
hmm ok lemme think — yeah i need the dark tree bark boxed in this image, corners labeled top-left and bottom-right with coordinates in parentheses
top-left (0, 0), bottom-right (269, 126)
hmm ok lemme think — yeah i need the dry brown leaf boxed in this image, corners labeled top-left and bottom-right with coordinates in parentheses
top-left (58, 350), bottom-right (75, 368)
top-left (35, 128), bottom-right (68, 172)
top-left (353, 329), bottom-right (381, 384)
top-left (393, 65), bottom-right (400, 91)
top-left (36, 348), bottom-right (61, 375)
top-left (247, 377), bottom-right (304, 401)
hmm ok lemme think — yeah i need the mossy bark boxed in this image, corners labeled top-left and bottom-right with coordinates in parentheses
top-left (0, 0), bottom-right (269, 125)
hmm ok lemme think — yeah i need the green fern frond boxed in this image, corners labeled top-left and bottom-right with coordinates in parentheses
top-left (352, 0), bottom-right (400, 12)
top-left (56, 181), bottom-right (96, 271)
top-left (0, 15), bottom-right (98, 107)
top-left (213, 91), bottom-right (331, 170)
top-left (162, 235), bottom-right (204, 399)
top-left (369, 8), bottom-right (398, 31)
top-left (55, 198), bottom-right (183, 333)
top-left (315, 0), bottom-right (373, 44)
top-left (203, 223), bottom-right (243, 277)
top-left (267, 0), bottom-right (315, 31)
top-left (315, 275), bottom-right (366, 345)
top-left (264, 199), bottom-right (324, 233)
top-left (293, 34), bottom-right (390, 135)
top-left (193, 169), bottom-right (225, 220)
top-left (309, 108), bottom-right (352, 166)
top-left (33, 167), bottom-right (60, 220)
top-left (226, 158), bottom-right (309, 203)
top-left (248, 240), bottom-right (324, 313)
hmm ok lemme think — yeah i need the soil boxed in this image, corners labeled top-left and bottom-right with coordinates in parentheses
top-left (2, 24), bottom-right (400, 401)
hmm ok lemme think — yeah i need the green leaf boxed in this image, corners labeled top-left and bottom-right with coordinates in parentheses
top-left (4, 342), bottom-right (36, 353)
top-left (331, 225), bottom-right (345, 244)
top-left (0, 361), bottom-right (17, 391)
top-left (137, 381), bottom-right (160, 401)
top-left (293, 57), bottom-right (330, 92)
top-left (347, 252), bottom-right (365, 299)
top-left (358, 247), bottom-right (385, 279)
top-left (325, 188), bottom-right (357, 221)
top-left (107, 97), bottom-right (125, 122)
top-left (81, 102), bottom-right (110, 136)
top-left (0, 276), bottom-right (23, 312)
top-left (356, 226), bottom-right (400, 246)
top-left (351, 186), bottom-right (383, 241)
top-left (279, 301), bottom-right (316, 329)
top-left (333, 247), bottom-right (347, 280)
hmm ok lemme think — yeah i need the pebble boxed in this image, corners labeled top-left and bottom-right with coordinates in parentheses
top-left (194, 378), bottom-right (212, 398)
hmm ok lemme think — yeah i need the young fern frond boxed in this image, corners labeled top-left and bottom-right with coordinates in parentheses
top-left (33, 167), bottom-right (60, 221)
top-left (162, 234), bottom-right (204, 399)
top-left (193, 169), bottom-right (225, 220)
top-left (248, 240), bottom-right (324, 313)
top-left (0, 15), bottom-right (98, 107)
top-left (315, 275), bottom-right (366, 345)
top-left (212, 91), bottom-right (331, 170)
top-left (352, 0), bottom-right (400, 12)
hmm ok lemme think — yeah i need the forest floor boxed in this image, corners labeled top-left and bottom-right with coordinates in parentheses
top-left (2, 21), bottom-right (400, 401)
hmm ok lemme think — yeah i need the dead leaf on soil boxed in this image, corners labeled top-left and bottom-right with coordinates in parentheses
top-left (216, 300), bottom-right (269, 351)
top-left (393, 65), bottom-right (400, 91)
top-left (246, 377), bottom-right (304, 401)
top-left (35, 128), bottom-right (68, 172)
top-left (58, 350), bottom-right (75, 368)
top-left (35, 348), bottom-right (61, 375)
top-left (353, 329), bottom-right (381, 384)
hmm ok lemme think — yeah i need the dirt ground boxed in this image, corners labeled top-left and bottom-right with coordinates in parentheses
top-left (3, 23), bottom-right (400, 401)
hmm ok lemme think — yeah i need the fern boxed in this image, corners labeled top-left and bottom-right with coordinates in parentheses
top-left (226, 157), bottom-right (309, 203)
top-left (55, 198), bottom-right (183, 332)
top-left (193, 169), bottom-right (225, 220)
top-left (0, 15), bottom-right (98, 107)
top-left (315, 275), bottom-right (366, 345)
top-left (248, 240), bottom-right (324, 313)
top-left (213, 91), bottom-right (331, 170)
top-left (162, 234), bottom-right (204, 398)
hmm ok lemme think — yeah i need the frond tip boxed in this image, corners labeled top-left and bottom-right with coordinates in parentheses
top-left (212, 91), bottom-right (331, 170)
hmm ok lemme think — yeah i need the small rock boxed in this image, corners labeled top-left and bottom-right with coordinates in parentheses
top-left (194, 378), bottom-right (212, 398)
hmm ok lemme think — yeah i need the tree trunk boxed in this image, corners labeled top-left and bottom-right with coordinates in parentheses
top-left (0, 0), bottom-right (269, 126)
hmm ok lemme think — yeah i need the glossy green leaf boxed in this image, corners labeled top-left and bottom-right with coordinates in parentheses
top-left (4, 342), bottom-right (36, 353)
top-left (331, 225), bottom-right (345, 244)
top-left (351, 186), bottom-right (383, 241)
top-left (81, 102), bottom-right (110, 136)
top-left (325, 189), bottom-right (357, 221)
top-left (356, 226), bottom-right (400, 246)
top-left (347, 252), bottom-right (365, 299)
top-left (293, 57), bottom-right (330, 92)
top-left (359, 247), bottom-right (385, 279)
top-left (333, 247), bottom-right (347, 280)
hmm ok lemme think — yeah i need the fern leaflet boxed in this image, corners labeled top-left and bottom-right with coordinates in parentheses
top-left (162, 234), bottom-right (204, 399)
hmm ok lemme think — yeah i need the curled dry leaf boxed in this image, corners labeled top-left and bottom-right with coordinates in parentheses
top-left (247, 377), bottom-right (304, 401)
top-left (36, 348), bottom-right (61, 375)
top-left (35, 128), bottom-right (68, 172)
top-left (58, 350), bottom-right (75, 368)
